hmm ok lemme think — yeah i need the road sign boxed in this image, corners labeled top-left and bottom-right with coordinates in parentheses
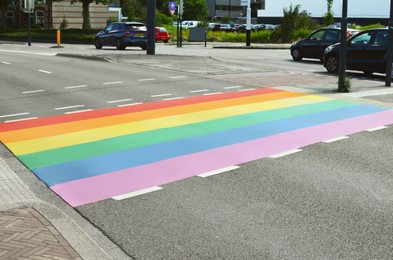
top-left (240, 0), bottom-right (248, 7)
top-left (20, 0), bottom-right (34, 13)
top-left (169, 10), bottom-right (175, 16)
top-left (169, 2), bottom-right (177, 11)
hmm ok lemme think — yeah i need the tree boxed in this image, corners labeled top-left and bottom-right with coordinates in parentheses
top-left (324, 0), bottom-right (334, 26)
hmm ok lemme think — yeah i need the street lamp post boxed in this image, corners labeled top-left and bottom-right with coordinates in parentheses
top-left (338, 0), bottom-right (348, 92)
top-left (385, 0), bottom-right (393, 86)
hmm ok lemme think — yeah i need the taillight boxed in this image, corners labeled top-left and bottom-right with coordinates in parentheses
top-left (125, 31), bottom-right (131, 36)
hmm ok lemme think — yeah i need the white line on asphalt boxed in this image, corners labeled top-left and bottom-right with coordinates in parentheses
top-left (322, 136), bottom-right (349, 143)
top-left (203, 92), bottom-right (223, 95)
top-left (55, 105), bottom-right (85, 111)
top-left (224, 86), bottom-right (243, 89)
top-left (38, 69), bottom-right (52, 74)
top-left (238, 88), bottom-right (256, 91)
top-left (22, 89), bottom-right (45, 94)
top-left (106, 99), bottom-right (133, 104)
top-left (112, 186), bottom-right (163, 200)
top-left (0, 112), bottom-right (30, 118)
top-left (163, 97), bottom-right (184, 101)
top-left (343, 89), bottom-right (393, 98)
top-left (103, 81), bottom-right (123, 85)
top-left (198, 166), bottom-right (240, 178)
top-left (138, 78), bottom-right (156, 82)
top-left (190, 89), bottom-right (210, 93)
top-left (151, 93), bottom-right (173, 98)
top-left (270, 149), bottom-right (302, 158)
top-left (1, 61), bottom-right (10, 65)
top-left (117, 102), bottom-right (143, 107)
top-left (366, 126), bottom-right (388, 132)
top-left (65, 85), bottom-right (88, 89)
top-left (65, 109), bottom-right (93, 114)
top-left (4, 117), bottom-right (38, 123)
top-left (169, 76), bottom-right (187, 79)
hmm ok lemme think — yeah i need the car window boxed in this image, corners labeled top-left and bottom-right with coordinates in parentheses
top-left (351, 32), bottom-right (372, 46)
top-left (158, 28), bottom-right (167, 33)
top-left (126, 24), bottom-right (147, 31)
top-left (323, 30), bottom-right (339, 41)
top-left (309, 30), bottom-right (325, 41)
top-left (112, 23), bottom-right (119, 30)
top-left (373, 31), bottom-right (388, 45)
top-left (105, 23), bottom-right (114, 31)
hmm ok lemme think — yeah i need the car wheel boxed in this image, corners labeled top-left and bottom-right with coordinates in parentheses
top-left (115, 38), bottom-right (126, 50)
top-left (291, 48), bottom-right (303, 61)
top-left (325, 55), bottom-right (339, 73)
top-left (94, 38), bottom-right (102, 49)
top-left (363, 70), bottom-right (374, 76)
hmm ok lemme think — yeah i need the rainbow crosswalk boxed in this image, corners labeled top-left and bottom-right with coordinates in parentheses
top-left (1, 88), bottom-right (393, 207)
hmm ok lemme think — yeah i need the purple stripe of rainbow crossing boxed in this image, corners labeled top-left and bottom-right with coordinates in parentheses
top-left (52, 109), bottom-right (393, 207)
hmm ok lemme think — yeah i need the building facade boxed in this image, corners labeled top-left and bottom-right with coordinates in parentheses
top-left (205, 0), bottom-right (265, 22)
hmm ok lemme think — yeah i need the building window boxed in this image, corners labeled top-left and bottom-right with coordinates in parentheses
top-left (6, 11), bottom-right (14, 27)
top-left (36, 11), bottom-right (44, 27)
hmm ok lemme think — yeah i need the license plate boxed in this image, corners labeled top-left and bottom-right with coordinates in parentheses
top-left (135, 33), bottom-right (144, 37)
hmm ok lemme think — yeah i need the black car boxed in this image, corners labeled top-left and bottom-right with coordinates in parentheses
top-left (323, 28), bottom-right (388, 75)
top-left (94, 22), bottom-right (147, 50)
top-left (290, 28), bottom-right (358, 62)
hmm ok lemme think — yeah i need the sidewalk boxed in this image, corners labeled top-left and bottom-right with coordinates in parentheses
top-left (0, 145), bottom-right (130, 260)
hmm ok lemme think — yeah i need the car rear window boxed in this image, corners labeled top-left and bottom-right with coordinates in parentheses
top-left (158, 27), bottom-right (167, 33)
top-left (126, 24), bottom-right (147, 31)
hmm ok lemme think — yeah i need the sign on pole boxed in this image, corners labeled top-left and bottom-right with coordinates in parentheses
top-left (21, 0), bottom-right (34, 13)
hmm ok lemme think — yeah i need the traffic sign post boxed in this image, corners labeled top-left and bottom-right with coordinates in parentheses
top-left (169, 2), bottom-right (177, 43)
top-left (21, 0), bottom-right (34, 13)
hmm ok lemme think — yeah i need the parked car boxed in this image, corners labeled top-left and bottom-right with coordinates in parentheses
top-left (94, 22), bottom-right (147, 50)
top-left (323, 28), bottom-right (389, 75)
top-left (220, 24), bottom-right (236, 32)
top-left (290, 28), bottom-right (359, 62)
top-left (181, 21), bottom-right (200, 29)
top-left (155, 27), bottom-right (169, 43)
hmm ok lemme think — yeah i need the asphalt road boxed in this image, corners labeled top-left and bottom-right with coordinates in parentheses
top-left (2, 43), bottom-right (393, 259)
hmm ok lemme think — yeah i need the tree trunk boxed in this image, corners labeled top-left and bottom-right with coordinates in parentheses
top-left (82, 0), bottom-right (91, 30)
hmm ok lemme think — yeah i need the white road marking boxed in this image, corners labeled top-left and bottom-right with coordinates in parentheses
top-left (138, 78), bottom-right (156, 82)
top-left (163, 97), bottom-right (184, 101)
top-left (65, 85), bottom-right (88, 89)
top-left (224, 86), bottom-right (243, 89)
top-left (38, 69), bottom-right (51, 74)
top-left (190, 89), bottom-right (210, 93)
top-left (55, 105), bottom-right (85, 111)
top-left (103, 81), bottom-right (123, 85)
top-left (65, 109), bottom-right (93, 114)
top-left (151, 93), bottom-right (173, 98)
top-left (22, 89), bottom-right (45, 94)
top-left (112, 186), bottom-right (163, 200)
top-left (5, 117), bottom-right (38, 123)
top-left (0, 112), bottom-right (30, 118)
top-left (203, 92), bottom-right (223, 95)
top-left (343, 89), bottom-right (393, 98)
top-left (322, 136), bottom-right (349, 143)
top-left (198, 166), bottom-right (240, 178)
top-left (169, 76), bottom-right (186, 79)
top-left (106, 99), bottom-right (133, 104)
top-left (238, 88), bottom-right (256, 91)
top-left (270, 149), bottom-right (302, 158)
top-left (1, 61), bottom-right (11, 65)
top-left (366, 126), bottom-right (387, 132)
top-left (117, 102), bottom-right (143, 107)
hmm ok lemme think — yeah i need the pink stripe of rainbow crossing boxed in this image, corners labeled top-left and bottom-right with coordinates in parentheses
top-left (52, 109), bottom-right (393, 207)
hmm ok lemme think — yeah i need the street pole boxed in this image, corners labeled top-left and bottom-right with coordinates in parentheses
top-left (338, 0), bottom-right (348, 92)
top-left (146, 0), bottom-right (156, 55)
top-left (246, 0), bottom-right (251, 47)
top-left (27, 12), bottom-right (31, 46)
top-left (385, 0), bottom-right (393, 86)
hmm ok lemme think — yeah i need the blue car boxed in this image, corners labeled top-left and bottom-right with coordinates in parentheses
top-left (94, 22), bottom-right (147, 50)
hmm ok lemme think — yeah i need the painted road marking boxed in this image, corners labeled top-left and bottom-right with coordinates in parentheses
top-left (22, 90), bottom-right (45, 94)
top-left (38, 70), bottom-right (51, 74)
top-left (1, 61), bottom-right (10, 65)
top-left (224, 86), bottom-right (243, 90)
top-left (64, 109), bottom-right (93, 114)
top-left (151, 93), bottom-right (173, 98)
top-left (55, 105), bottom-right (85, 111)
top-left (190, 89), bottom-right (209, 93)
top-left (270, 149), bottom-right (302, 158)
top-left (103, 81), bottom-right (123, 85)
top-left (0, 112), bottom-right (30, 118)
top-left (138, 78), bottom-right (156, 82)
top-left (203, 92), bottom-right (223, 95)
top-left (106, 99), bottom-right (133, 104)
top-left (163, 97), bottom-right (184, 101)
top-left (322, 136), bottom-right (349, 143)
top-left (2, 88), bottom-right (393, 207)
top-left (112, 186), bottom-right (162, 200)
top-left (117, 102), bottom-right (143, 107)
top-left (5, 117), bottom-right (38, 123)
top-left (366, 126), bottom-right (387, 132)
top-left (169, 76), bottom-right (186, 79)
top-left (198, 166), bottom-right (239, 178)
top-left (239, 88), bottom-right (257, 92)
top-left (65, 85), bottom-right (88, 89)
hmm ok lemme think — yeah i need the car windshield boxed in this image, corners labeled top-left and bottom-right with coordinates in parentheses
top-left (126, 24), bottom-right (146, 31)
top-left (351, 32), bottom-right (372, 46)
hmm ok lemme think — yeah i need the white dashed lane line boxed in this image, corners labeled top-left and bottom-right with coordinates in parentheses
top-left (238, 88), bottom-right (256, 92)
top-left (322, 136), bottom-right (349, 143)
top-left (138, 78), bottom-right (156, 82)
top-left (169, 76), bottom-right (187, 79)
top-left (190, 89), bottom-right (210, 93)
top-left (270, 149), bottom-right (302, 158)
top-left (65, 109), bottom-right (93, 114)
top-left (151, 93), bottom-right (173, 98)
top-left (22, 90), bottom-right (45, 94)
top-left (1, 61), bottom-right (11, 65)
top-left (4, 117), bottom-right (38, 123)
top-left (163, 97), bottom-right (184, 101)
top-left (224, 86), bottom-right (243, 90)
top-left (38, 70), bottom-right (52, 74)
top-left (106, 99), bottom-right (133, 104)
top-left (65, 85), bottom-right (88, 89)
top-left (0, 112), bottom-right (30, 118)
top-left (203, 92), bottom-right (223, 96)
top-left (103, 81), bottom-right (123, 85)
top-left (54, 105), bottom-right (85, 111)
top-left (198, 166), bottom-right (240, 178)
top-left (112, 186), bottom-right (163, 200)
top-left (366, 126), bottom-right (388, 132)
top-left (117, 102), bottom-right (143, 107)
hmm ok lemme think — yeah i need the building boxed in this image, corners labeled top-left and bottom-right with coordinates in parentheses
top-left (205, 0), bottom-right (265, 22)
top-left (257, 0), bottom-right (390, 25)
